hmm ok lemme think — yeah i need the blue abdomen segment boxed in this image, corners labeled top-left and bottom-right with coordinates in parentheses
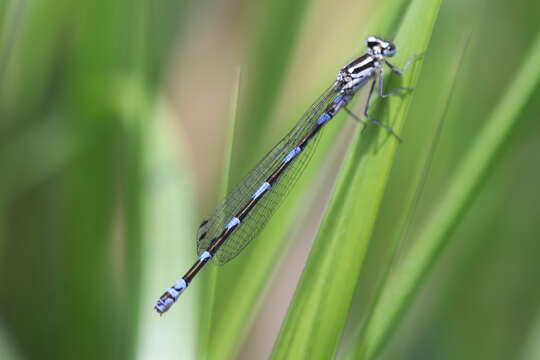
top-left (252, 181), bottom-right (271, 200)
top-left (317, 112), bottom-right (331, 125)
top-left (282, 146), bottom-right (302, 163)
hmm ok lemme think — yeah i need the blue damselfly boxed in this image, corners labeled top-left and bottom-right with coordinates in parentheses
top-left (155, 36), bottom-right (418, 314)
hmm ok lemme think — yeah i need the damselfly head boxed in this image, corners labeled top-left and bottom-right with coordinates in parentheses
top-left (366, 36), bottom-right (396, 57)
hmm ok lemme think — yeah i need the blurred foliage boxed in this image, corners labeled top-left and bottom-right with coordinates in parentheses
top-left (1, 0), bottom-right (540, 359)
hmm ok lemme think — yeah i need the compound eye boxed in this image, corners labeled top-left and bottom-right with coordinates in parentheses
top-left (384, 44), bottom-right (396, 57)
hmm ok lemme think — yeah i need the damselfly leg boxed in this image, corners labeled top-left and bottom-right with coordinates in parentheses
top-left (384, 52), bottom-right (424, 76)
top-left (359, 53), bottom-right (422, 141)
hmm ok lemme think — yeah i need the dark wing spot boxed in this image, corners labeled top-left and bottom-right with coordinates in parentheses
top-left (199, 219), bottom-right (208, 228)
top-left (198, 232), bottom-right (207, 241)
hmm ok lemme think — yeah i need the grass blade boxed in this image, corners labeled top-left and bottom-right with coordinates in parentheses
top-left (355, 28), bottom-right (540, 360)
top-left (270, 0), bottom-right (442, 358)
top-left (199, 67), bottom-right (243, 359)
top-left (347, 32), bottom-right (472, 360)
top-left (137, 102), bottom-right (199, 360)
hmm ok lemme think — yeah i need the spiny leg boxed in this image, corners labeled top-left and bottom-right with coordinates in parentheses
top-left (378, 67), bottom-right (411, 98)
top-left (379, 53), bottom-right (423, 97)
top-left (344, 79), bottom-right (375, 126)
top-left (344, 106), bottom-right (364, 124)
top-left (384, 52), bottom-right (424, 76)
top-left (349, 77), bottom-right (403, 142)
top-left (345, 79), bottom-right (372, 136)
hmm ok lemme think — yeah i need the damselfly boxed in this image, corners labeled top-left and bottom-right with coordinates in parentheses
top-left (155, 36), bottom-right (418, 314)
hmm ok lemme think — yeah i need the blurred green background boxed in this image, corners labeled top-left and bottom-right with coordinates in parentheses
top-left (1, 0), bottom-right (540, 359)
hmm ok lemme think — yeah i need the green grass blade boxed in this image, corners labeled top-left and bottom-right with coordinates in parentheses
top-left (355, 29), bottom-right (540, 360)
top-left (270, 1), bottom-right (442, 358)
top-left (347, 32), bottom-right (471, 360)
top-left (202, 2), bottom-right (320, 357)
top-left (199, 67), bottom-right (243, 360)
top-left (136, 102), bottom-right (199, 359)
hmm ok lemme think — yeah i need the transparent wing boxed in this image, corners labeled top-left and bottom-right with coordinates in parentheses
top-left (197, 83), bottom-right (339, 264)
